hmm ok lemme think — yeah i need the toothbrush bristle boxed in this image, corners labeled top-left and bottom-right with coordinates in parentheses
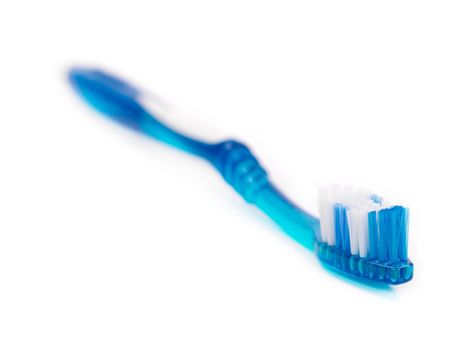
top-left (317, 187), bottom-right (413, 284)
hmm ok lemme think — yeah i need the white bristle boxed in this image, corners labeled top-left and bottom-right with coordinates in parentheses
top-left (317, 190), bottom-right (327, 243)
top-left (318, 186), bottom-right (389, 258)
top-left (357, 209), bottom-right (369, 257)
top-left (325, 200), bottom-right (335, 245)
top-left (318, 186), bottom-right (337, 247)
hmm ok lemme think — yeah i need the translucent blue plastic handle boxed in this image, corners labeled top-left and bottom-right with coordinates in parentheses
top-left (69, 67), bottom-right (319, 250)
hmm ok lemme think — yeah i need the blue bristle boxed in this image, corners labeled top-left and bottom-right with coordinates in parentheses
top-left (392, 206), bottom-right (406, 263)
top-left (388, 212), bottom-right (400, 264)
top-left (379, 208), bottom-right (393, 262)
top-left (377, 211), bottom-right (389, 262)
top-left (341, 208), bottom-right (350, 253)
top-left (389, 206), bottom-right (408, 262)
top-left (333, 204), bottom-right (350, 253)
top-left (376, 206), bottom-right (409, 264)
top-left (398, 209), bottom-right (409, 261)
top-left (333, 205), bottom-right (342, 250)
top-left (368, 211), bottom-right (378, 259)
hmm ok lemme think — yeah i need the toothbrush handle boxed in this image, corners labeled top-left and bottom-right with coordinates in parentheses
top-left (143, 117), bottom-right (268, 202)
top-left (140, 112), bottom-right (215, 159)
top-left (69, 67), bottom-right (319, 249)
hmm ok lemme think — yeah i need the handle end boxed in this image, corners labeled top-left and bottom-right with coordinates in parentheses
top-left (68, 67), bottom-right (147, 130)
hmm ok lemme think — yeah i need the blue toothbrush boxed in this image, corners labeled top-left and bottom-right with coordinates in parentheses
top-left (68, 67), bottom-right (413, 285)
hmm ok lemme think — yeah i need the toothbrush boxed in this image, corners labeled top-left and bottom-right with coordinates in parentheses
top-left (68, 67), bottom-right (413, 285)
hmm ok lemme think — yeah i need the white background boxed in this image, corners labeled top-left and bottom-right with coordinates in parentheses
top-left (1, 1), bottom-right (466, 349)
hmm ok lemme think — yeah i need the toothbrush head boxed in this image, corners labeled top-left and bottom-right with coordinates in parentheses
top-left (317, 187), bottom-right (413, 285)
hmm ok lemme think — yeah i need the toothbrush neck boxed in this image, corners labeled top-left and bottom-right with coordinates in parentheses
top-left (212, 139), bottom-right (319, 250)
